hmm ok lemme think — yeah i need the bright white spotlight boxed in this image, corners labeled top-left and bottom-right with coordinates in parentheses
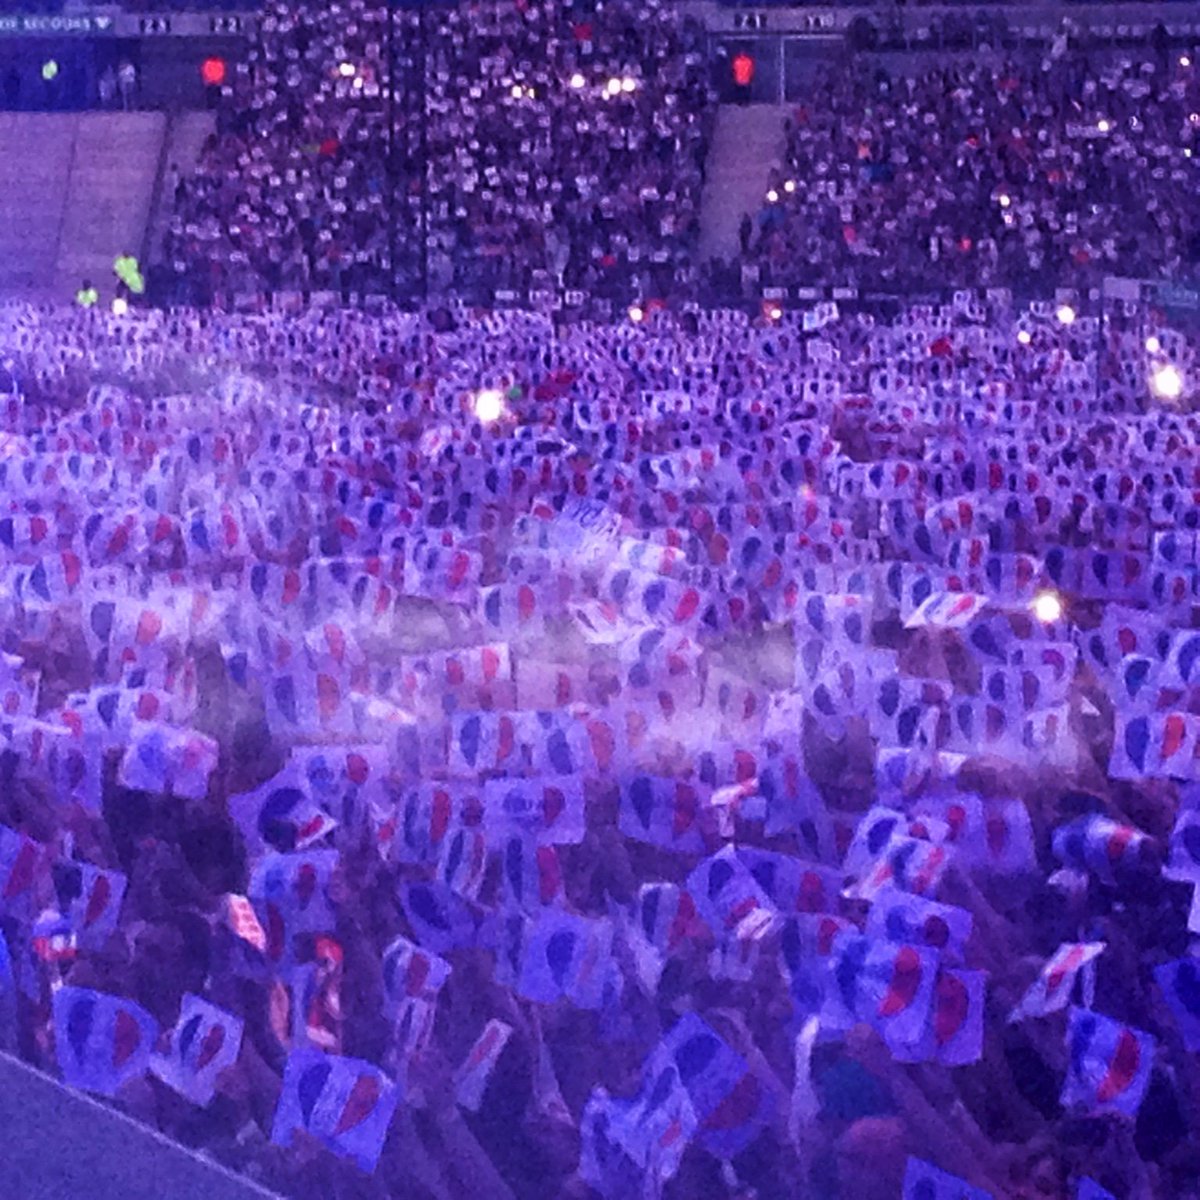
top-left (1182, 55), bottom-right (1192, 67)
top-left (621, 76), bottom-right (637, 93)
top-left (111, 297), bottom-right (128, 316)
top-left (628, 305), bottom-right (645, 324)
top-left (605, 77), bottom-right (621, 97)
top-left (1145, 335), bottom-right (1161, 353)
top-left (1151, 362), bottom-right (1185, 401)
top-left (570, 72), bottom-right (585, 89)
top-left (1097, 118), bottom-right (1111, 133)
top-left (998, 193), bottom-right (1011, 208)
top-left (1056, 304), bottom-right (1076, 325)
top-left (784, 179), bottom-right (797, 193)
top-left (1032, 591), bottom-right (1062, 623)
top-left (1017, 329), bottom-right (1032, 345)
top-left (766, 189), bottom-right (779, 203)
top-left (511, 84), bottom-right (523, 98)
top-left (474, 389), bottom-right (505, 423)
top-left (767, 305), bottom-right (783, 321)
top-left (338, 62), bottom-right (356, 78)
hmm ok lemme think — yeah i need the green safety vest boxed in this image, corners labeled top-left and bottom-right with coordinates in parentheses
top-left (75, 287), bottom-right (98, 308)
top-left (113, 255), bottom-right (145, 295)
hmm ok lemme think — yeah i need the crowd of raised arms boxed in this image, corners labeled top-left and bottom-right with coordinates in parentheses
top-left (0, 289), bottom-right (1199, 1200)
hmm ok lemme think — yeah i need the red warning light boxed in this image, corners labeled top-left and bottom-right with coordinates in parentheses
top-left (201, 57), bottom-right (227, 87)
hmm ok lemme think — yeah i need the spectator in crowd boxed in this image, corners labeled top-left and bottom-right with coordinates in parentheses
top-left (118, 59), bottom-right (137, 111)
top-left (98, 65), bottom-right (117, 110)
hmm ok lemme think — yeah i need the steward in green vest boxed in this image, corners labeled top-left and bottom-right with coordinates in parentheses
top-left (113, 254), bottom-right (145, 296)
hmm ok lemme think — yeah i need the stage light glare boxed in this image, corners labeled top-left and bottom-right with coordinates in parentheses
top-left (766, 189), bottom-right (779, 203)
top-left (338, 62), bottom-right (356, 78)
top-left (474, 389), bottom-right (505, 423)
top-left (1032, 592), bottom-right (1062, 623)
top-left (111, 297), bottom-right (128, 316)
top-left (1017, 329), bottom-right (1032, 345)
top-left (1145, 335), bottom-right (1161, 353)
top-left (784, 179), bottom-right (796, 193)
top-left (570, 73), bottom-right (585, 89)
top-left (628, 305), bottom-right (645, 324)
top-left (1151, 363), bottom-right (1184, 401)
top-left (1056, 304), bottom-right (1076, 325)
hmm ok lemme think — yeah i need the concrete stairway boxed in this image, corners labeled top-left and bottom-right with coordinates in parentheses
top-left (54, 111), bottom-right (166, 298)
top-left (144, 109), bottom-right (216, 266)
top-left (698, 104), bottom-right (789, 265)
top-left (0, 113), bottom-right (165, 301)
top-left (0, 113), bottom-right (77, 297)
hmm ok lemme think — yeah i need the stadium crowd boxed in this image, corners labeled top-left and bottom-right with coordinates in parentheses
top-left (739, 48), bottom-right (1200, 294)
top-left (162, 0), bottom-right (713, 303)
top-left (1, 289), bottom-right (1200, 1200)
top-left (8, 4), bottom-right (1200, 1200)
top-left (159, 7), bottom-right (1200, 307)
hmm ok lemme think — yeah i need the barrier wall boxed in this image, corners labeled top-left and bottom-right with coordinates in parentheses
top-left (0, 1050), bottom-right (281, 1200)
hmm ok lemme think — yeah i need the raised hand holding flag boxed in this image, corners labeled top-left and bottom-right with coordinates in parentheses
top-left (150, 993), bottom-right (244, 1106)
top-left (271, 1047), bottom-right (400, 1173)
top-left (53, 986), bottom-right (158, 1097)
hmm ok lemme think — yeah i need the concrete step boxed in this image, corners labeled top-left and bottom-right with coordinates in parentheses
top-left (55, 111), bottom-right (166, 297)
top-left (0, 113), bottom-right (166, 299)
top-left (698, 104), bottom-right (788, 264)
top-left (146, 110), bottom-right (215, 265)
top-left (0, 114), bottom-right (76, 294)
